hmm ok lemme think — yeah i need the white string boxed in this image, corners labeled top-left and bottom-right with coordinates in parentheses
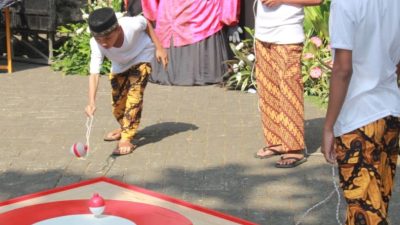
top-left (85, 116), bottom-right (94, 158)
top-left (332, 166), bottom-right (343, 225)
top-left (295, 165), bottom-right (343, 225)
top-left (251, 0), bottom-right (257, 89)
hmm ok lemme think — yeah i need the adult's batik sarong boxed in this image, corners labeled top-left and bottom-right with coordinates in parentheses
top-left (109, 63), bottom-right (151, 141)
top-left (335, 116), bottom-right (400, 225)
top-left (255, 40), bottom-right (305, 152)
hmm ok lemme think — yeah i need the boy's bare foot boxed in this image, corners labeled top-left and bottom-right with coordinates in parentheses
top-left (104, 128), bottom-right (122, 141)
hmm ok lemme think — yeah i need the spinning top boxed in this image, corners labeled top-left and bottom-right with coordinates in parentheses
top-left (70, 142), bottom-right (88, 158)
top-left (89, 193), bottom-right (105, 216)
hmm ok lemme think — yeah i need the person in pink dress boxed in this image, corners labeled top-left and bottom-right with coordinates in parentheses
top-left (142, 0), bottom-right (240, 86)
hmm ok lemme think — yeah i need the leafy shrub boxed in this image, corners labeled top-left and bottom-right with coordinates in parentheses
top-left (301, 35), bottom-right (332, 103)
top-left (302, 0), bottom-right (332, 104)
top-left (51, 0), bottom-right (121, 75)
top-left (223, 27), bottom-right (256, 91)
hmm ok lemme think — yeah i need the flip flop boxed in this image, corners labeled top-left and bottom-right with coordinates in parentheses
top-left (104, 129), bottom-right (121, 142)
top-left (254, 145), bottom-right (283, 159)
top-left (275, 157), bottom-right (307, 168)
top-left (112, 144), bottom-right (136, 156)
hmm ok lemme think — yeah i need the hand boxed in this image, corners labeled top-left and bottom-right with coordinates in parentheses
top-left (261, 0), bottom-right (283, 8)
top-left (85, 104), bottom-right (96, 117)
top-left (227, 26), bottom-right (243, 43)
top-left (156, 47), bottom-right (168, 70)
top-left (321, 127), bottom-right (337, 164)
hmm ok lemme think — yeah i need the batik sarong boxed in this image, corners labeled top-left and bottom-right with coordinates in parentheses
top-left (255, 40), bottom-right (305, 152)
top-left (335, 116), bottom-right (400, 225)
top-left (109, 63), bottom-right (151, 141)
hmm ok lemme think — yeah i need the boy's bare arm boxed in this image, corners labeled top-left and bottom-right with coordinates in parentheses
top-left (322, 49), bottom-right (352, 164)
top-left (261, 0), bottom-right (322, 7)
top-left (324, 49), bottom-right (353, 129)
top-left (145, 19), bottom-right (168, 69)
top-left (85, 73), bottom-right (100, 117)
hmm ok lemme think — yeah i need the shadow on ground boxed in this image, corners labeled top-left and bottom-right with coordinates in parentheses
top-left (2, 163), bottom-right (400, 225)
top-left (134, 122), bottom-right (199, 147)
top-left (0, 61), bottom-right (47, 74)
top-left (0, 165), bottom-right (338, 225)
top-left (305, 117), bottom-right (325, 155)
top-left (138, 163), bottom-right (347, 225)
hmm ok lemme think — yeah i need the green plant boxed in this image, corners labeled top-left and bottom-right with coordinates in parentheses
top-left (51, 0), bottom-right (121, 75)
top-left (304, 0), bottom-right (331, 40)
top-left (302, 0), bottom-right (332, 104)
top-left (223, 27), bottom-right (256, 91)
top-left (302, 35), bottom-right (332, 103)
top-left (51, 22), bottom-right (92, 75)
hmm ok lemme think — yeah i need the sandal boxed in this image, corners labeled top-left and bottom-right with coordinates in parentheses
top-left (112, 144), bottom-right (136, 156)
top-left (104, 128), bottom-right (122, 142)
top-left (254, 145), bottom-right (284, 159)
top-left (275, 157), bottom-right (307, 168)
top-left (275, 150), bottom-right (307, 168)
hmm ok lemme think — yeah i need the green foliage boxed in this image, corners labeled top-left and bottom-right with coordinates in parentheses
top-left (51, 22), bottom-right (91, 75)
top-left (302, 0), bottom-right (332, 104)
top-left (302, 35), bottom-right (332, 103)
top-left (51, 0), bottom-right (122, 75)
top-left (304, 0), bottom-right (331, 40)
top-left (223, 27), bottom-right (256, 91)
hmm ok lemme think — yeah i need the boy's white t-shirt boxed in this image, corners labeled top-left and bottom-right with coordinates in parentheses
top-left (255, 0), bottom-right (305, 44)
top-left (329, 0), bottom-right (400, 137)
top-left (89, 15), bottom-right (155, 74)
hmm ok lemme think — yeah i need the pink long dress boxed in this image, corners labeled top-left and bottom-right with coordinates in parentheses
top-left (142, 0), bottom-right (240, 85)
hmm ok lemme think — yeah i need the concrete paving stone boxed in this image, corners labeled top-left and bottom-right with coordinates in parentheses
top-left (123, 172), bottom-right (145, 186)
top-left (65, 159), bottom-right (90, 174)
top-left (56, 174), bottom-right (85, 187)
top-left (142, 180), bottom-right (165, 193)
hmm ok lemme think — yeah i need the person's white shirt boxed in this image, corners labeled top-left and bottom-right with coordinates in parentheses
top-left (329, 0), bottom-right (400, 136)
top-left (255, 0), bottom-right (305, 44)
top-left (89, 15), bottom-right (155, 74)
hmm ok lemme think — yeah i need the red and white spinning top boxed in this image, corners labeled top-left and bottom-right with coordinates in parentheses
top-left (88, 193), bottom-right (105, 216)
top-left (70, 142), bottom-right (88, 158)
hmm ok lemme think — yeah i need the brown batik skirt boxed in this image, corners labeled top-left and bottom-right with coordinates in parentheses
top-left (109, 63), bottom-right (151, 142)
top-left (255, 40), bottom-right (305, 152)
top-left (335, 116), bottom-right (400, 225)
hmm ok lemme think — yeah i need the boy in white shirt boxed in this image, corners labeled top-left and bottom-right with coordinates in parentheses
top-left (85, 7), bottom-right (167, 156)
top-left (322, 0), bottom-right (400, 224)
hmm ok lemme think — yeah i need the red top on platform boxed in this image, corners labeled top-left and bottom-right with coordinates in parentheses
top-left (0, 200), bottom-right (193, 225)
top-left (0, 177), bottom-right (258, 225)
top-left (89, 193), bottom-right (105, 207)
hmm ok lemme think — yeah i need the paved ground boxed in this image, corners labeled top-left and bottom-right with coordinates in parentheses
top-left (1, 63), bottom-right (400, 225)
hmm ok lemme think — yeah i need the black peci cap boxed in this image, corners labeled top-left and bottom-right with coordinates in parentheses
top-left (88, 7), bottom-right (118, 36)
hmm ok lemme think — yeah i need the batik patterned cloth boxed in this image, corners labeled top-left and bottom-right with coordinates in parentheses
top-left (109, 63), bottom-right (151, 141)
top-left (255, 40), bottom-right (305, 152)
top-left (335, 116), bottom-right (400, 225)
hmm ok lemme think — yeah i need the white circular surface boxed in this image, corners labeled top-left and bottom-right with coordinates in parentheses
top-left (33, 214), bottom-right (137, 225)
